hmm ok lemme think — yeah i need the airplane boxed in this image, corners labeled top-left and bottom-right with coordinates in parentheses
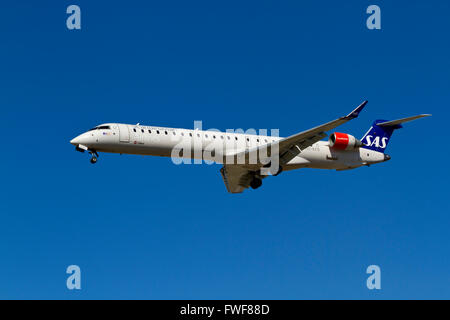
top-left (70, 101), bottom-right (430, 193)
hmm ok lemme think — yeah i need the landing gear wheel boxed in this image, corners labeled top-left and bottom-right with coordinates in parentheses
top-left (250, 178), bottom-right (263, 189)
top-left (88, 150), bottom-right (99, 164)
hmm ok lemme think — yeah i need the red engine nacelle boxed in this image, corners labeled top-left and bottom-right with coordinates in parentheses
top-left (329, 132), bottom-right (362, 150)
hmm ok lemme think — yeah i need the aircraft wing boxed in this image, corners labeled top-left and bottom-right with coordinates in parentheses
top-left (230, 100), bottom-right (368, 169)
top-left (220, 100), bottom-right (368, 193)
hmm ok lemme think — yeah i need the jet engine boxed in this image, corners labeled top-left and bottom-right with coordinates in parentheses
top-left (329, 132), bottom-right (363, 150)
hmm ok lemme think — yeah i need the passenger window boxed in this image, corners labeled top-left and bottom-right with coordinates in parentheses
top-left (141, 129), bottom-right (144, 133)
top-left (148, 130), bottom-right (151, 133)
top-left (173, 132), bottom-right (176, 135)
top-left (133, 129), bottom-right (136, 132)
top-left (189, 133), bottom-right (192, 137)
top-left (165, 131), bottom-right (168, 135)
top-left (156, 130), bottom-right (160, 134)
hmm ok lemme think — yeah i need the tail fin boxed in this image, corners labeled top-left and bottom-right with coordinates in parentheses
top-left (361, 114), bottom-right (431, 153)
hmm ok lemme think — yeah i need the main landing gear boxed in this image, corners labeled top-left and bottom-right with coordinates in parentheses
top-left (250, 165), bottom-right (283, 190)
top-left (250, 177), bottom-right (263, 190)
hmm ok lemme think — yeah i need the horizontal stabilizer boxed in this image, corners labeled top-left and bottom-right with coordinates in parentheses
top-left (377, 114), bottom-right (431, 127)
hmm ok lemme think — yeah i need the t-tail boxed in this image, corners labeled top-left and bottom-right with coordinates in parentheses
top-left (361, 114), bottom-right (431, 153)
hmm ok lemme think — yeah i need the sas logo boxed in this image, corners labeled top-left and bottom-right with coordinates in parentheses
top-left (364, 135), bottom-right (388, 149)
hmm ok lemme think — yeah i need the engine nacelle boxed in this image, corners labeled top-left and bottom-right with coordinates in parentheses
top-left (329, 132), bottom-right (363, 150)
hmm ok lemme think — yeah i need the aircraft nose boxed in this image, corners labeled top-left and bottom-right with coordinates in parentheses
top-left (70, 133), bottom-right (90, 146)
top-left (384, 154), bottom-right (391, 161)
top-left (70, 137), bottom-right (80, 145)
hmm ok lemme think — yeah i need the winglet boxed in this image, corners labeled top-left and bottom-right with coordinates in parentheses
top-left (345, 100), bottom-right (368, 119)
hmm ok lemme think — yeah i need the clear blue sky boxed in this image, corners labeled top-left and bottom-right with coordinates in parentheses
top-left (0, 1), bottom-right (449, 299)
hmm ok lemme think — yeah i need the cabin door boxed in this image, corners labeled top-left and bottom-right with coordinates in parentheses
top-left (118, 124), bottom-right (130, 143)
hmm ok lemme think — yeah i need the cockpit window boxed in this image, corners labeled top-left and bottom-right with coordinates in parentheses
top-left (88, 125), bottom-right (111, 131)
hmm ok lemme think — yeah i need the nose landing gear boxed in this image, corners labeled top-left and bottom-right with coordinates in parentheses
top-left (73, 144), bottom-right (99, 164)
top-left (89, 150), bottom-right (99, 164)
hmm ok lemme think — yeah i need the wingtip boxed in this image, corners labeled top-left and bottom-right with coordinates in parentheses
top-left (377, 113), bottom-right (432, 127)
top-left (346, 100), bottom-right (368, 118)
top-left (414, 114), bottom-right (432, 119)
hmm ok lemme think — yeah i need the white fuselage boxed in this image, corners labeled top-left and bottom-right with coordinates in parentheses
top-left (70, 123), bottom-right (388, 171)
